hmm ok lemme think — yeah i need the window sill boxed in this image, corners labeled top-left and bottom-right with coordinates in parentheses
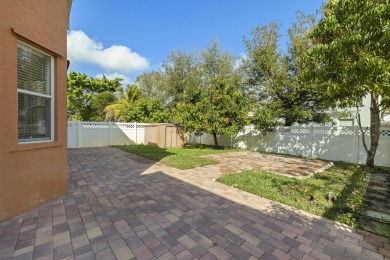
top-left (11, 141), bottom-right (63, 153)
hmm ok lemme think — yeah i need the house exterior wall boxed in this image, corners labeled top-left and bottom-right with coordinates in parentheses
top-left (0, 0), bottom-right (69, 222)
top-left (335, 94), bottom-right (371, 127)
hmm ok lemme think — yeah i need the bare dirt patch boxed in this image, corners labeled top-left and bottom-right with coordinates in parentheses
top-left (204, 151), bottom-right (331, 178)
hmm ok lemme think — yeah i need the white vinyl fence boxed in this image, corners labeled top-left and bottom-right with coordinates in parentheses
top-left (67, 122), bottom-right (149, 148)
top-left (187, 126), bottom-right (390, 167)
top-left (68, 122), bottom-right (390, 166)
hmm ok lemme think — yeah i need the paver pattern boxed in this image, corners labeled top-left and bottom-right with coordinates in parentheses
top-left (0, 147), bottom-right (389, 260)
top-left (203, 152), bottom-right (331, 178)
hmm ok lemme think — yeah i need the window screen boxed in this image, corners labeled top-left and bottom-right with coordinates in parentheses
top-left (17, 42), bottom-right (54, 142)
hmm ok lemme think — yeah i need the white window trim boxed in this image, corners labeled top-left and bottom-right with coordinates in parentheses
top-left (17, 41), bottom-right (55, 144)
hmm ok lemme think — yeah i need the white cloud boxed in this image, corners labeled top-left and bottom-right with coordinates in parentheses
top-left (67, 30), bottom-right (149, 74)
top-left (95, 72), bottom-right (131, 86)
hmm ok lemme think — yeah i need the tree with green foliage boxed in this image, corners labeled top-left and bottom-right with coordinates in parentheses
top-left (104, 84), bottom-right (145, 122)
top-left (120, 98), bottom-right (170, 123)
top-left (174, 86), bottom-right (205, 135)
top-left (67, 71), bottom-right (122, 121)
top-left (135, 71), bottom-right (166, 102)
top-left (250, 107), bottom-right (277, 134)
top-left (175, 42), bottom-right (249, 146)
top-left (90, 91), bottom-right (117, 121)
top-left (162, 51), bottom-right (202, 107)
top-left (201, 78), bottom-right (249, 146)
top-left (242, 14), bottom-right (336, 130)
top-left (175, 81), bottom-right (249, 147)
top-left (304, 0), bottom-right (390, 167)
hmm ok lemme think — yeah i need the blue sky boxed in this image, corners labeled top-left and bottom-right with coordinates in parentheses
top-left (68, 0), bottom-right (324, 85)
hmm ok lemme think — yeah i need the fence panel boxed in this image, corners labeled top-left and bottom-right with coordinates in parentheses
top-left (67, 122), bottom-right (147, 148)
top-left (194, 125), bottom-right (390, 166)
top-left (363, 128), bottom-right (390, 166)
top-left (266, 127), bottom-right (313, 157)
top-left (310, 127), bottom-right (359, 163)
top-left (67, 121), bottom-right (79, 148)
top-left (186, 132), bottom-right (231, 147)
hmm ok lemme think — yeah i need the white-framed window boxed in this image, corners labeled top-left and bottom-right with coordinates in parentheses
top-left (17, 42), bottom-right (54, 143)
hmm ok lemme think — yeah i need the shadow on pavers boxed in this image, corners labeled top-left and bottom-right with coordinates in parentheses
top-left (0, 147), bottom-right (388, 260)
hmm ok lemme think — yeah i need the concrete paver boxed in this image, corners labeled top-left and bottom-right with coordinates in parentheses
top-left (204, 151), bottom-right (331, 178)
top-left (0, 147), bottom-right (389, 260)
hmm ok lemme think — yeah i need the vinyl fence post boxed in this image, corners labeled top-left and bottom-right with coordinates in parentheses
top-left (311, 125), bottom-right (314, 158)
top-left (250, 125), bottom-right (253, 150)
top-left (356, 126), bottom-right (360, 164)
top-left (77, 121), bottom-right (81, 148)
top-left (108, 122), bottom-right (112, 146)
top-left (135, 122), bottom-right (137, 144)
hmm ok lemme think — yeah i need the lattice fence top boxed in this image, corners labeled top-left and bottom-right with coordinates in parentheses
top-left (337, 127), bottom-right (358, 135)
top-left (67, 122), bottom-right (152, 129)
top-left (83, 123), bottom-right (110, 128)
top-left (247, 126), bottom-right (390, 137)
top-left (114, 123), bottom-right (135, 129)
top-left (267, 126), bottom-right (359, 135)
top-left (381, 130), bottom-right (390, 136)
top-left (312, 128), bottom-right (333, 135)
top-left (67, 121), bottom-right (77, 128)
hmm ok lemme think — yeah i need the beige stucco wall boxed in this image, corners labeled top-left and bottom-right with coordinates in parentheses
top-left (0, 0), bottom-right (68, 222)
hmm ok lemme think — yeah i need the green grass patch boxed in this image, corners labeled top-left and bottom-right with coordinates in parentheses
top-left (217, 161), bottom-right (368, 227)
top-left (113, 144), bottom-right (236, 170)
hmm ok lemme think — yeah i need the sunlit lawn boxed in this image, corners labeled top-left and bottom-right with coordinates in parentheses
top-left (217, 162), bottom-right (368, 227)
top-left (113, 144), bottom-right (236, 170)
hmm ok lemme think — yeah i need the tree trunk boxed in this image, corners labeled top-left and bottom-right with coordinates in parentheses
top-left (366, 91), bottom-right (381, 167)
top-left (284, 117), bottom-right (294, 126)
top-left (212, 132), bottom-right (219, 147)
top-left (177, 125), bottom-right (186, 145)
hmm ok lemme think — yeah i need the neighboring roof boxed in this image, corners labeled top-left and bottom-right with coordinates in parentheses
top-left (67, 0), bottom-right (73, 29)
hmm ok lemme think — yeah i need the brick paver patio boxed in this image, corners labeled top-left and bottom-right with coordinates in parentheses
top-left (0, 147), bottom-right (389, 260)
top-left (203, 152), bottom-right (331, 178)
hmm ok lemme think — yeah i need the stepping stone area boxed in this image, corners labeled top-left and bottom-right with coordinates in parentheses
top-left (0, 147), bottom-right (389, 259)
top-left (359, 168), bottom-right (390, 238)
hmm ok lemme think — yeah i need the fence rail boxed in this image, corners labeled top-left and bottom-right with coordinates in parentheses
top-left (67, 122), bottom-right (150, 148)
top-left (187, 126), bottom-right (390, 166)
